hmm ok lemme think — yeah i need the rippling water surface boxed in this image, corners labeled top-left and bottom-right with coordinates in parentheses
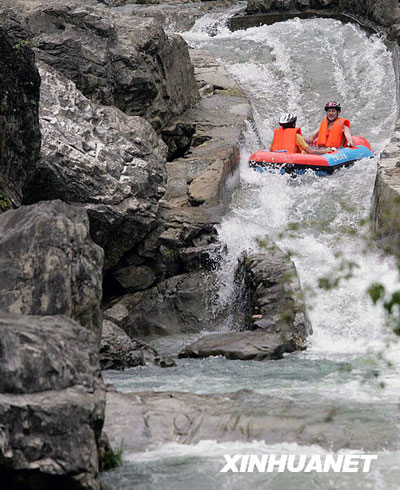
top-left (101, 7), bottom-right (399, 490)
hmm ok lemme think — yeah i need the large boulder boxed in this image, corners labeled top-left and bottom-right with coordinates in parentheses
top-left (0, 200), bottom-right (104, 341)
top-left (100, 320), bottom-right (176, 369)
top-left (0, 312), bottom-right (106, 490)
top-left (0, 0), bottom-right (199, 130)
top-left (0, 26), bottom-right (40, 207)
top-left (179, 243), bottom-right (311, 360)
top-left (178, 330), bottom-right (304, 360)
top-left (104, 271), bottom-right (218, 338)
top-left (238, 247), bottom-right (311, 339)
top-left (23, 62), bottom-right (167, 270)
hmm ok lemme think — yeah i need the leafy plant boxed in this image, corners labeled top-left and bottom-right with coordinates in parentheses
top-left (0, 193), bottom-right (11, 212)
top-left (13, 40), bottom-right (31, 51)
top-left (99, 442), bottom-right (124, 472)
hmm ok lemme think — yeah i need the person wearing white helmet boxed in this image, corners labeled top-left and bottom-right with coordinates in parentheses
top-left (270, 113), bottom-right (334, 154)
top-left (305, 101), bottom-right (354, 148)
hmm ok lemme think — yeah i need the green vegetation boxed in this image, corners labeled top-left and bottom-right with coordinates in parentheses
top-left (0, 192), bottom-right (11, 212)
top-left (13, 40), bottom-right (30, 51)
top-left (99, 442), bottom-right (123, 472)
top-left (368, 279), bottom-right (400, 337)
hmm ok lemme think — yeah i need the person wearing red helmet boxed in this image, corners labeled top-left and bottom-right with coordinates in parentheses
top-left (305, 101), bottom-right (354, 148)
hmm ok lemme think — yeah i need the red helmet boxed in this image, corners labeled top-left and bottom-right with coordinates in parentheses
top-left (325, 101), bottom-right (341, 111)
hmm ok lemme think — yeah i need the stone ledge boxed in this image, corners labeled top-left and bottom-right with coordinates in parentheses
top-left (163, 48), bottom-right (251, 210)
top-left (371, 121), bottom-right (400, 256)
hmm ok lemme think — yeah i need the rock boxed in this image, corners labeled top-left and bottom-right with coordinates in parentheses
top-left (162, 120), bottom-right (196, 161)
top-left (103, 202), bottom-right (222, 295)
top-left (0, 312), bottom-right (106, 490)
top-left (162, 49), bottom-right (251, 208)
top-left (371, 120), bottom-right (400, 257)
top-left (178, 242), bottom-right (311, 360)
top-left (104, 271), bottom-right (217, 338)
top-left (178, 330), bottom-right (305, 360)
top-left (104, 389), bottom-right (399, 452)
top-left (0, 200), bottom-right (104, 341)
top-left (100, 320), bottom-right (176, 369)
top-left (0, 26), bottom-right (40, 207)
top-left (114, 265), bottom-right (157, 291)
top-left (23, 62), bottom-right (167, 270)
top-left (0, 0), bottom-right (199, 130)
top-left (238, 246), bottom-right (312, 339)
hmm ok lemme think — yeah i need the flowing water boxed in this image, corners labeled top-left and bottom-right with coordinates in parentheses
top-left (101, 6), bottom-right (400, 490)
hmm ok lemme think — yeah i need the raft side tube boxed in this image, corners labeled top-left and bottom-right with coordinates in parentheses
top-left (248, 135), bottom-right (373, 174)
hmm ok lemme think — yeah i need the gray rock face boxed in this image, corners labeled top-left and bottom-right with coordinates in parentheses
top-left (0, 27), bottom-right (40, 206)
top-left (239, 248), bottom-right (312, 339)
top-left (163, 48), bottom-right (250, 208)
top-left (100, 320), bottom-right (176, 369)
top-left (0, 0), bottom-right (199, 130)
top-left (178, 244), bottom-right (310, 360)
top-left (24, 62), bottom-right (167, 270)
top-left (371, 120), bottom-right (400, 256)
top-left (0, 200), bottom-right (104, 341)
top-left (105, 390), bottom-right (399, 452)
top-left (0, 312), bottom-right (106, 490)
top-left (179, 330), bottom-right (304, 360)
top-left (246, 0), bottom-right (398, 27)
top-left (104, 271), bottom-right (217, 338)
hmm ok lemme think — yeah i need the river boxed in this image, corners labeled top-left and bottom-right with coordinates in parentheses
top-left (101, 5), bottom-right (400, 490)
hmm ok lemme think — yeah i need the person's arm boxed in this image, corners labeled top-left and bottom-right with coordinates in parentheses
top-left (343, 125), bottom-right (354, 147)
top-left (304, 130), bottom-right (319, 144)
top-left (297, 134), bottom-right (333, 154)
top-left (303, 145), bottom-right (333, 155)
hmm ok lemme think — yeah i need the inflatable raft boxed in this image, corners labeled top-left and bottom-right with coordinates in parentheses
top-left (249, 136), bottom-right (373, 175)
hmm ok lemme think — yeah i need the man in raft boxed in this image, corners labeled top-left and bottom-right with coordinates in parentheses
top-left (305, 101), bottom-right (354, 148)
top-left (270, 113), bottom-right (334, 155)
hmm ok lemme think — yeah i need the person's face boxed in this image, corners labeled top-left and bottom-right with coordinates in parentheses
top-left (326, 108), bottom-right (339, 121)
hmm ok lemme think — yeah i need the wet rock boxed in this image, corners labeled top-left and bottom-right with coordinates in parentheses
top-left (179, 243), bottom-right (311, 360)
top-left (114, 265), bottom-right (157, 291)
top-left (239, 246), bottom-right (312, 339)
top-left (23, 62), bottom-right (167, 270)
top-left (0, 0), bottom-right (199, 130)
top-left (100, 320), bottom-right (176, 369)
top-left (162, 120), bottom-right (196, 161)
top-left (0, 26), bottom-right (40, 207)
top-left (178, 330), bottom-right (304, 360)
top-left (163, 49), bottom-right (250, 208)
top-left (104, 271), bottom-right (217, 338)
top-left (0, 312), bottom-right (106, 490)
top-left (105, 389), bottom-right (399, 452)
top-left (0, 200), bottom-right (104, 341)
top-left (371, 120), bottom-right (400, 257)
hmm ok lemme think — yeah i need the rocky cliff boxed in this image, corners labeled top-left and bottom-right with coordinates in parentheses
top-left (0, 27), bottom-right (40, 207)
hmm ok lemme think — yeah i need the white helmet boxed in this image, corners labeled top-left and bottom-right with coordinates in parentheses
top-left (279, 113), bottom-right (297, 125)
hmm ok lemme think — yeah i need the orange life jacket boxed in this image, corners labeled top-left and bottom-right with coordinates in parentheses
top-left (271, 127), bottom-right (302, 154)
top-left (316, 117), bottom-right (350, 147)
